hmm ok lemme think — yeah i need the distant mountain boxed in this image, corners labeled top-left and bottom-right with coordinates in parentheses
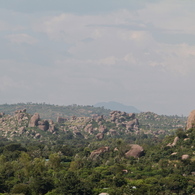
top-left (94, 101), bottom-right (141, 113)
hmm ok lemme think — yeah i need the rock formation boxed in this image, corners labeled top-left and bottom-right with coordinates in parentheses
top-left (28, 113), bottom-right (40, 127)
top-left (167, 137), bottom-right (179, 147)
top-left (125, 144), bottom-right (144, 158)
top-left (90, 147), bottom-right (109, 159)
top-left (182, 154), bottom-right (189, 160)
top-left (96, 133), bottom-right (104, 140)
top-left (186, 110), bottom-right (195, 130)
top-left (84, 124), bottom-right (93, 134)
top-left (37, 120), bottom-right (49, 131)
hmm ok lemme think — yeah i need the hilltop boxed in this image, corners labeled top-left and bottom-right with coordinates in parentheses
top-left (0, 103), bottom-right (110, 121)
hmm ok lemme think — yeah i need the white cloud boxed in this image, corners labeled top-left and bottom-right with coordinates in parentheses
top-left (6, 33), bottom-right (38, 44)
top-left (1, 1), bottom-right (195, 114)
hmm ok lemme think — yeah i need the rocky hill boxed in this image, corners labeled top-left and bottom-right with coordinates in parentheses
top-left (0, 109), bottom-right (141, 142)
top-left (0, 103), bottom-right (110, 121)
top-left (0, 105), bottom-right (188, 147)
top-left (136, 111), bottom-right (186, 132)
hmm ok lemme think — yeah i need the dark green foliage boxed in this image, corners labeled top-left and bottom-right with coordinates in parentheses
top-left (176, 128), bottom-right (187, 139)
top-left (11, 183), bottom-right (31, 195)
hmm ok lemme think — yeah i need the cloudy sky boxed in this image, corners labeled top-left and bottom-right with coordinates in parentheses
top-left (1, 0), bottom-right (195, 116)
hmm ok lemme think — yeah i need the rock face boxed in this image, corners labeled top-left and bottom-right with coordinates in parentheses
top-left (28, 113), bottom-right (40, 127)
top-left (186, 110), bottom-right (195, 130)
top-left (125, 144), bottom-right (144, 158)
top-left (90, 147), bottom-right (109, 159)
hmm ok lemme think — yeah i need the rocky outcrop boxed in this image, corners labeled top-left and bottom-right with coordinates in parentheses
top-left (125, 144), bottom-right (144, 158)
top-left (126, 119), bottom-right (139, 131)
top-left (108, 129), bottom-right (117, 136)
top-left (167, 137), bottom-right (179, 147)
top-left (182, 154), bottom-right (189, 160)
top-left (84, 124), bottom-right (93, 134)
top-left (28, 113), bottom-right (40, 127)
top-left (37, 120), bottom-right (49, 131)
top-left (96, 133), bottom-right (104, 140)
top-left (186, 110), bottom-right (195, 130)
top-left (98, 125), bottom-right (107, 133)
top-left (90, 147), bottom-right (109, 159)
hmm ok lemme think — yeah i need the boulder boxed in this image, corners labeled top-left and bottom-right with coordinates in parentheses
top-left (125, 144), bottom-right (144, 158)
top-left (48, 124), bottom-right (56, 133)
top-left (37, 120), bottom-right (49, 131)
top-left (98, 125), bottom-right (107, 133)
top-left (186, 110), bottom-right (195, 130)
top-left (95, 115), bottom-right (104, 122)
top-left (126, 119), bottom-right (139, 131)
top-left (167, 137), bottom-right (179, 147)
top-left (35, 133), bottom-right (41, 139)
top-left (182, 154), bottom-right (189, 160)
top-left (90, 147), bottom-right (109, 159)
top-left (96, 133), bottom-right (104, 140)
top-left (84, 124), bottom-right (93, 134)
top-left (128, 113), bottom-right (135, 119)
top-left (28, 113), bottom-right (40, 127)
top-left (172, 137), bottom-right (179, 146)
top-left (18, 127), bottom-right (26, 134)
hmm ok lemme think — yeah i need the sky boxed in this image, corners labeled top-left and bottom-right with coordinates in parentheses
top-left (1, 0), bottom-right (195, 116)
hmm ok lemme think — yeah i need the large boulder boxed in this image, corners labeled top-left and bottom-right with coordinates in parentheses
top-left (186, 110), bottom-right (195, 130)
top-left (28, 113), bottom-right (40, 127)
top-left (125, 144), bottom-right (144, 158)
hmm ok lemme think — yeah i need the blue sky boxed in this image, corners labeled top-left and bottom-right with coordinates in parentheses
top-left (1, 0), bottom-right (195, 115)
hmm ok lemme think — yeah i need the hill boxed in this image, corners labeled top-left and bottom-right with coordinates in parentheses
top-left (0, 103), bottom-right (110, 121)
top-left (94, 101), bottom-right (141, 113)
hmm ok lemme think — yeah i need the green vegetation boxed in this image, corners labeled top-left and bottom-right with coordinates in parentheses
top-left (137, 111), bottom-right (186, 132)
top-left (0, 103), bottom-right (110, 121)
top-left (0, 105), bottom-right (193, 194)
top-left (0, 126), bottom-right (194, 194)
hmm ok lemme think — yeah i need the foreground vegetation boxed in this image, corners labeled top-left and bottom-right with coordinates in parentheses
top-left (0, 126), bottom-right (194, 195)
top-left (0, 105), bottom-right (193, 194)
